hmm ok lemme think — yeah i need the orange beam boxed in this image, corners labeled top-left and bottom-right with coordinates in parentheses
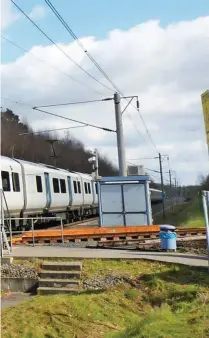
top-left (22, 225), bottom-right (160, 239)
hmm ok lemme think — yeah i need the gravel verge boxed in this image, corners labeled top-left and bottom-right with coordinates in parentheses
top-left (83, 274), bottom-right (132, 290)
top-left (1, 264), bottom-right (38, 279)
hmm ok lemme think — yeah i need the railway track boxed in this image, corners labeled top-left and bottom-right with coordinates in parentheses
top-left (11, 225), bottom-right (206, 246)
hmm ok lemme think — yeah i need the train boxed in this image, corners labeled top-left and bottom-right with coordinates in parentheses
top-left (0, 156), bottom-right (164, 230)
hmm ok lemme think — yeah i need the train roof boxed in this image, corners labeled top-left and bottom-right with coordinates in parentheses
top-left (1, 156), bottom-right (93, 179)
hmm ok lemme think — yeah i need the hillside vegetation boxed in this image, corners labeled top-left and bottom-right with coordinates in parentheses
top-left (2, 259), bottom-right (209, 338)
top-left (1, 108), bottom-right (118, 176)
top-left (154, 197), bottom-right (205, 227)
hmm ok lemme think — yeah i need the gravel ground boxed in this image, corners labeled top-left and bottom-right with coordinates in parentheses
top-left (83, 274), bottom-right (132, 290)
top-left (178, 240), bottom-right (207, 256)
top-left (1, 264), bottom-right (38, 279)
top-left (46, 238), bottom-right (208, 253)
top-left (135, 239), bottom-right (208, 256)
top-left (49, 240), bottom-right (98, 248)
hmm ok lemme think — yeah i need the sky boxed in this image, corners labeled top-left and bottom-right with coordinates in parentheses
top-left (1, 0), bottom-right (209, 185)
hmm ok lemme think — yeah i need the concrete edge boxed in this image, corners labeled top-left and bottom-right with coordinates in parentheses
top-left (11, 256), bottom-right (208, 270)
top-left (1, 277), bottom-right (38, 293)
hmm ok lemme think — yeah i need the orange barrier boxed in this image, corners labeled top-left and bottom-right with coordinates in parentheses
top-left (22, 225), bottom-right (160, 239)
top-left (11, 226), bottom-right (206, 245)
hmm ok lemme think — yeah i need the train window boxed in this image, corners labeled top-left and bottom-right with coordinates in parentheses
top-left (88, 183), bottom-right (91, 194)
top-left (36, 176), bottom-right (43, 193)
top-left (60, 179), bottom-right (66, 193)
top-left (95, 183), bottom-right (98, 194)
top-left (53, 178), bottom-right (60, 193)
top-left (84, 182), bottom-right (88, 194)
top-left (12, 172), bottom-right (20, 192)
top-left (73, 181), bottom-right (77, 194)
top-left (1, 171), bottom-right (10, 191)
top-left (77, 181), bottom-right (81, 194)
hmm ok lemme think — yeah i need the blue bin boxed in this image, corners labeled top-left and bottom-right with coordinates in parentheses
top-left (159, 225), bottom-right (177, 250)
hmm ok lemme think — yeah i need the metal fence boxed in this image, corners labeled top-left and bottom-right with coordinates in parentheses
top-left (2, 216), bottom-right (64, 255)
top-left (202, 190), bottom-right (209, 271)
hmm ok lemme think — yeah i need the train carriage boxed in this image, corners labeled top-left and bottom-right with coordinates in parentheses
top-left (0, 156), bottom-right (24, 217)
top-left (1, 156), bottom-right (164, 230)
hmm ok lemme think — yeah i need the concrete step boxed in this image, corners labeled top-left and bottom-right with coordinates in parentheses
top-left (39, 278), bottom-right (80, 288)
top-left (41, 261), bottom-right (82, 271)
top-left (39, 270), bottom-right (81, 279)
top-left (37, 287), bottom-right (78, 295)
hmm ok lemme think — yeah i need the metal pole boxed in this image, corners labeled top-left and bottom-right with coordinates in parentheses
top-left (159, 153), bottom-right (165, 219)
top-left (0, 189), bottom-right (4, 256)
top-left (9, 217), bottom-right (12, 253)
top-left (94, 148), bottom-right (99, 179)
top-left (202, 191), bottom-right (209, 271)
top-left (60, 218), bottom-right (64, 244)
top-left (114, 92), bottom-right (126, 176)
top-left (169, 169), bottom-right (174, 211)
top-left (0, 231), bottom-right (3, 258)
top-left (175, 178), bottom-right (178, 205)
top-left (32, 219), bottom-right (35, 246)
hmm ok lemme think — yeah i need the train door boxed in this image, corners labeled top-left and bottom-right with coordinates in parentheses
top-left (67, 176), bottom-right (73, 205)
top-left (91, 181), bottom-right (96, 205)
top-left (44, 172), bottom-right (51, 209)
top-left (79, 175), bottom-right (84, 206)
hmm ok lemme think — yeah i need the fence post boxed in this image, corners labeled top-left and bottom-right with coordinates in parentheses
top-left (32, 219), bottom-right (35, 246)
top-left (9, 218), bottom-right (12, 253)
top-left (0, 231), bottom-right (3, 258)
top-left (202, 190), bottom-right (209, 272)
top-left (60, 218), bottom-right (64, 244)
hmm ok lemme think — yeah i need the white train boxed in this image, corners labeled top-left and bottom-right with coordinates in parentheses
top-left (1, 156), bottom-right (98, 230)
top-left (0, 156), bottom-right (164, 230)
top-left (150, 188), bottom-right (166, 203)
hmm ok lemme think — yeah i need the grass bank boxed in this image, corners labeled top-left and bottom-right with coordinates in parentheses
top-left (2, 259), bottom-right (209, 338)
top-left (154, 197), bottom-right (205, 227)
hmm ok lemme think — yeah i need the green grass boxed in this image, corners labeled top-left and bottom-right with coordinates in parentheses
top-left (2, 260), bottom-right (209, 338)
top-left (154, 198), bottom-right (205, 227)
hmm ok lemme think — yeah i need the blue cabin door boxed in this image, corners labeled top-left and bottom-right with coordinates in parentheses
top-left (44, 172), bottom-right (51, 209)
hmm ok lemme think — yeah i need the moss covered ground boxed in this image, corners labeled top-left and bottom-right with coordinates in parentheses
top-left (2, 259), bottom-right (209, 338)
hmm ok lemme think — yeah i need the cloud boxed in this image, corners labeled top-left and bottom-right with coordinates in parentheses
top-left (1, 2), bottom-right (46, 30)
top-left (1, 16), bottom-right (209, 185)
top-left (0, 0), bottom-right (19, 29)
top-left (28, 5), bottom-right (46, 21)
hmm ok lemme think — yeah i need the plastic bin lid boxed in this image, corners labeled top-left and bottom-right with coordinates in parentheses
top-left (160, 224), bottom-right (176, 230)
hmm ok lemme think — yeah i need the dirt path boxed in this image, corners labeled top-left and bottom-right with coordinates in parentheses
top-left (1, 292), bottom-right (33, 310)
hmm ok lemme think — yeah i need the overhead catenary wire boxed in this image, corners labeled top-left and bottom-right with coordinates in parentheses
top-left (33, 107), bottom-right (116, 132)
top-left (10, 0), bottom-right (114, 93)
top-left (44, 0), bottom-right (158, 153)
top-left (1, 96), bottom-right (34, 107)
top-left (19, 124), bottom-right (88, 136)
top-left (128, 157), bottom-right (159, 160)
top-left (1, 35), bottom-right (104, 96)
top-left (1, 96), bottom-right (116, 132)
top-left (45, 0), bottom-right (122, 94)
top-left (33, 97), bottom-right (112, 109)
top-left (10, 0), bottom-right (160, 156)
top-left (135, 105), bottom-right (158, 153)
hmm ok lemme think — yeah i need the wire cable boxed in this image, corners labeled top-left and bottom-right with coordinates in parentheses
top-left (44, 0), bottom-right (158, 152)
top-left (45, 0), bottom-right (122, 94)
top-left (19, 124), bottom-right (87, 135)
top-left (10, 0), bottom-right (114, 93)
top-left (33, 107), bottom-right (116, 132)
top-left (33, 97), bottom-right (112, 109)
top-left (135, 105), bottom-right (158, 153)
top-left (1, 35), bottom-right (104, 96)
top-left (1, 96), bottom-right (34, 107)
top-left (128, 157), bottom-right (159, 160)
top-left (10, 0), bottom-right (159, 154)
top-left (1, 96), bottom-right (115, 132)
